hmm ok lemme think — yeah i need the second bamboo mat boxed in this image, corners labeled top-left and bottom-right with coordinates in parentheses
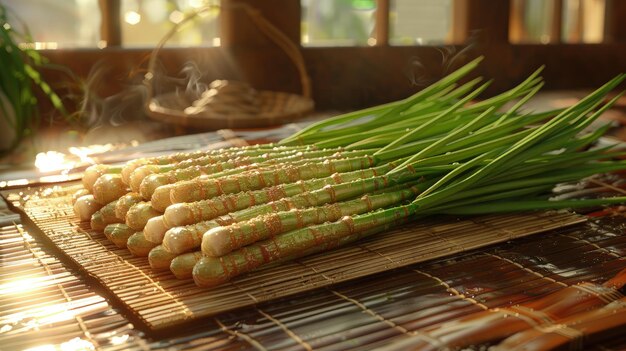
top-left (9, 183), bottom-right (587, 331)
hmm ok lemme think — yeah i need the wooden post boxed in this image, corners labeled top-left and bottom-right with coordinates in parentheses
top-left (452, 0), bottom-right (510, 44)
top-left (550, 0), bottom-right (563, 43)
top-left (218, 0), bottom-right (304, 95)
top-left (220, 0), bottom-right (300, 49)
top-left (99, 0), bottom-right (122, 47)
top-left (375, 0), bottom-right (390, 46)
top-left (604, 0), bottom-right (626, 42)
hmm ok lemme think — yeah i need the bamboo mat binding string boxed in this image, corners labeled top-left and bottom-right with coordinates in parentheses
top-left (10, 183), bottom-right (587, 331)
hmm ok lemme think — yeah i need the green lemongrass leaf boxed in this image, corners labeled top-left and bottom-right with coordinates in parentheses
top-left (425, 74), bottom-right (625, 201)
top-left (392, 106), bottom-right (498, 168)
top-left (444, 110), bottom-right (556, 155)
top-left (389, 127), bottom-right (534, 174)
top-left (336, 112), bottom-right (483, 150)
top-left (375, 80), bottom-right (492, 157)
top-left (370, 56), bottom-right (483, 124)
top-left (424, 185), bottom-right (554, 214)
top-left (280, 57), bottom-right (483, 145)
top-left (462, 73), bottom-right (544, 115)
top-left (439, 197), bottom-right (626, 215)
top-left (416, 149), bottom-right (498, 198)
top-left (279, 100), bottom-right (402, 145)
top-left (490, 82), bottom-right (545, 127)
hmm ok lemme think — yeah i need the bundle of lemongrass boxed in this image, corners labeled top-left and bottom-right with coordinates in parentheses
top-left (73, 57), bottom-right (626, 287)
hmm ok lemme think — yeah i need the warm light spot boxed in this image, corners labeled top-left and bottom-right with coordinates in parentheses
top-left (111, 334), bottom-right (130, 345)
top-left (212, 37), bottom-right (221, 46)
top-left (125, 11), bottom-right (142, 25)
top-left (35, 151), bottom-right (70, 173)
top-left (24, 345), bottom-right (56, 351)
top-left (60, 337), bottom-right (95, 351)
top-left (189, 0), bottom-right (205, 8)
top-left (19, 42), bottom-right (58, 50)
top-left (0, 277), bottom-right (42, 295)
top-left (7, 179), bottom-right (28, 187)
top-left (97, 40), bottom-right (107, 49)
top-left (169, 10), bottom-right (185, 24)
top-left (39, 174), bottom-right (72, 183)
top-left (367, 37), bottom-right (377, 46)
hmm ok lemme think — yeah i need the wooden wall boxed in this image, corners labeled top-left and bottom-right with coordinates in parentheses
top-left (38, 0), bottom-right (626, 111)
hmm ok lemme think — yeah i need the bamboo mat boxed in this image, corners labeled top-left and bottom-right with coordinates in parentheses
top-left (2, 195), bottom-right (626, 350)
top-left (5, 183), bottom-right (588, 332)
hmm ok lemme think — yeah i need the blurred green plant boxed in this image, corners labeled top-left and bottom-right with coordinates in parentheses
top-left (0, 4), bottom-right (69, 151)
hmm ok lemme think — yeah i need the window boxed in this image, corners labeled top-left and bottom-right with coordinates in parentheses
top-left (301, 0), bottom-right (377, 46)
top-left (5, 0), bottom-right (220, 48)
top-left (121, 0), bottom-right (220, 47)
top-left (509, 0), bottom-right (606, 44)
top-left (5, 0), bottom-right (101, 48)
top-left (390, 0), bottom-right (454, 45)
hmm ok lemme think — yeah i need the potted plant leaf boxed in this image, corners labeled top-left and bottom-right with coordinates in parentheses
top-left (0, 4), bottom-right (68, 151)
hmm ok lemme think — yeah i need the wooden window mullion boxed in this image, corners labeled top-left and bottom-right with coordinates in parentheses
top-left (375, 0), bottom-right (390, 46)
top-left (99, 0), bottom-right (121, 47)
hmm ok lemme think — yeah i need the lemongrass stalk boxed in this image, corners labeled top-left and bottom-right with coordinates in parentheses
top-left (139, 148), bottom-right (374, 199)
top-left (125, 202), bottom-right (161, 231)
top-left (148, 245), bottom-right (178, 270)
top-left (168, 155), bottom-right (377, 204)
top-left (162, 175), bottom-right (431, 254)
top-left (71, 189), bottom-right (90, 205)
top-left (92, 174), bottom-right (129, 205)
top-left (127, 231), bottom-right (158, 257)
top-left (162, 161), bottom-right (405, 227)
top-left (192, 203), bottom-right (417, 287)
top-left (103, 223), bottom-right (135, 248)
top-left (74, 195), bottom-right (104, 221)
top-left (83, 164), bottom-right (123, 191)
top-left (115, 192), bottom-right (143, 220)
top-left (170, 252), bottom-right (203, 279)
top-left (132, 147), bottom-right (372, 193)
top-left (120, 144), bottom-right (311, 184)
top-left (202, 184), bottom-right (423, 257)
top-left (150, 184), bottom-right (177, 212)
top-left (90, 200), bottom-right (122, 231)
top-left (173, 216), bottom-right (411, 280)
top-left (144, 215), bottom-right (170, 243)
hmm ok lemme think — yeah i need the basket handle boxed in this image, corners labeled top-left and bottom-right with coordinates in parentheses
top-left (145, 3), bottom-right (312, 102)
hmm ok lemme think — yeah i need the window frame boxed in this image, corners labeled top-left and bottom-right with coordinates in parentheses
top-left (36, 0), bottom-right (626, 111)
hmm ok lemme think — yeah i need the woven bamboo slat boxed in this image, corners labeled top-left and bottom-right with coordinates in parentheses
top-left (8, 183), bottom-right (587, 331)
top-left (2, 186), bottom-right (626, 350)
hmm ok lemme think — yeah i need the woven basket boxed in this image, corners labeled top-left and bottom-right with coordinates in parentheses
top-left (144, 4), bottom-right (314, 130)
